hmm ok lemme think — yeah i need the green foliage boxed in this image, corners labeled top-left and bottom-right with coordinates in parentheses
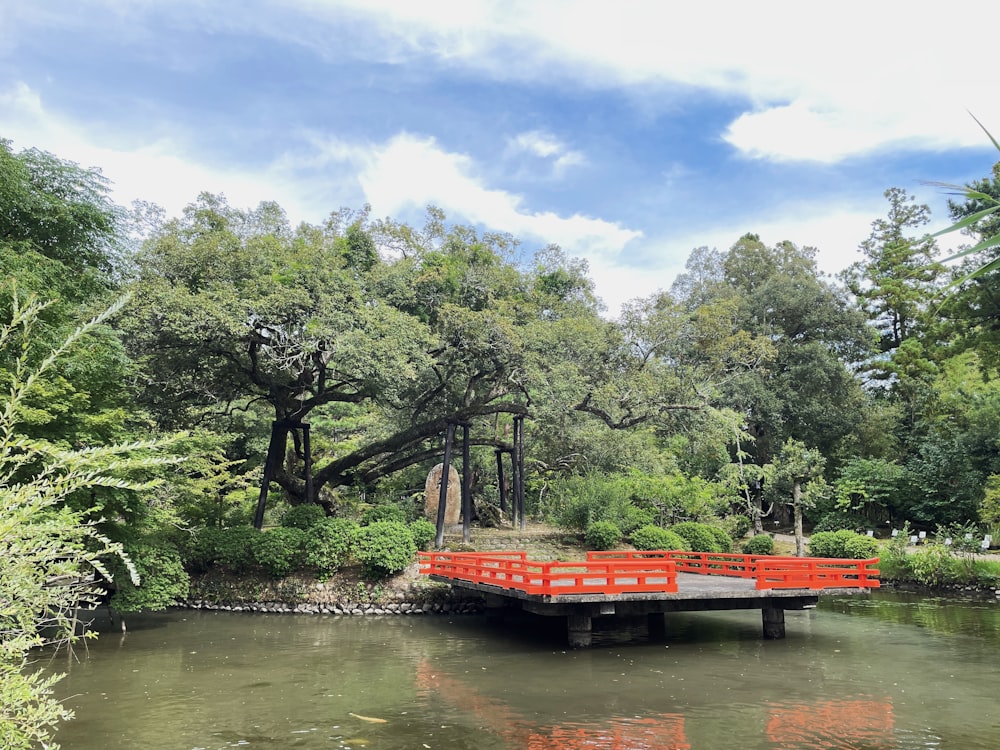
top-left (214, 526), bottom-right (258, 573)
top-left (630, 525), bottom-right (690, 552)
top-left (353, 521), bottom-right (416, 577)
top-left (0, 292), bottom-right (172, 749)
top-left (807, 529), bottom-right (862, 558)
top-left (303, 518), bottom-right (357, 573)
top-left (721, 514), bottom-right (752, 541)
top-left (359, 504), bottom-right (407, 526)
top-left (585, 520), bottom-right (622, 550)
top-left (670, 521), bottom-right (727, 553)
top-left (281, 504), bottom-right (326, 530)
top-left (743, 534), bottom-right (775, 555)
top-left (408, 518), bottom-right (436, 551)
top-left (252, 527), bottom-right (306, 577)
top-left (110, 541), bottom-right (190, 612)
top-left (705, 525), bottom-right (734, 553)
top-left (542, 471), bottom-right (722, 535)
top-left (812, 510), bottom-right (869, 533)
top-left (906, 544), bottom-right (961, 586)
top-left (842, 534), bottom-right (879, 560)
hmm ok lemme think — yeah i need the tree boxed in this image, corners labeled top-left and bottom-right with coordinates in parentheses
top-left (841, 188), bottom-right (942, 355)
top-left (1, 292), bottom-right (171, 750)
top-left (773, 439), bottom-right (827, 556)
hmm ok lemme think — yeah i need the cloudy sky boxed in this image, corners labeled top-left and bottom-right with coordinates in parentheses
top-left (2, 1), bottom-right (998, 314)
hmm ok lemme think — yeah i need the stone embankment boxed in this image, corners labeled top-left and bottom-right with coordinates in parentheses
top-left (178, 598), bottom-right (484, 615)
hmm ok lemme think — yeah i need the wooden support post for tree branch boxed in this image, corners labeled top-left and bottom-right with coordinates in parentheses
top-left (514, 415), bottom-right (526, 530)
top-left (435, 422), bottom-right (457, 548)
top-left (301, 423), bottom-right (314, 505)
top-left (495, 448), bottom-right (507, 514)
top-left (510, 423), bottom-right (520, 529)
top-left (253, 421), bottom-right (286, 530)
top-left (461, 422), bottom-right (472, 543)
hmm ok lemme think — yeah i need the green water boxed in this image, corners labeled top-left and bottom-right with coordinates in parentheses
top-left (45, 591), bottom-right (1000, 749)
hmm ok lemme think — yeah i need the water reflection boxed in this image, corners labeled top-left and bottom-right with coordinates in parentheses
top-left (766, 698), bottom-right (894, 750)
top-left (46, 594), bottom-right (1000, 750)
top-left (417, 657), bottom-right (901, 750)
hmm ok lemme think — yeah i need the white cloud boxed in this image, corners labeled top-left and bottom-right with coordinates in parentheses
top-left (0, 82), bottom-right (345, 222)
top-left (508, 130), bottom-right (585, 175)
top-left (278, 0), bottom-right (1000, 163)
top-left (358, 133), bottom-right (641, 260)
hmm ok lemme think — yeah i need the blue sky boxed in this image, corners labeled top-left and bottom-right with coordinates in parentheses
top-left (2, 1), bottom-right (998, 314)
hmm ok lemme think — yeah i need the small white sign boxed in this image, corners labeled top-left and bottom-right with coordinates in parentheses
top-left (982, 540), bottom-right (991, 550)
top-left (918, 531), bottom-right (927, 539)
top-left (891, 529), bottom-right (899, 537)
top-left (909, 535), bottom-right (919, 544)
top-left (944, 537), bottom-right (953, 546)
top-left (986, 535), bottom-right (993, 544)
top-left (866, 530), bottom-right (874, 537)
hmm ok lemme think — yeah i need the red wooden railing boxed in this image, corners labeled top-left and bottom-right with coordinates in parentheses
top-left (587, 550), bottom-right (880, 590)
top-left (420, 549), bottom-right (879, 597)
top-left (419, 551), bottom-right (679, 596)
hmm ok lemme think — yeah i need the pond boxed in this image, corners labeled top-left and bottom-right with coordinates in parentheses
top-left (45, 590), bottom-right (1000, 749)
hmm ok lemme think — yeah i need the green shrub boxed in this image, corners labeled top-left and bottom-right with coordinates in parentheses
top-left (215, 526), bottom-right (259, 573)
top-left (706, 526), bottom-right (734, 553)
top-left (722, 515), bottom-right (752, 541)
top-left (182, 526), bottom-right (226, 572)
top-left (671, 521), bottom-right (724, 553)
top-left (360, 504), bottom-right (407, 526)
top-left (280, 504), bottom-right (326, 530)
top-left (409, 519), bottom-right (437, 551)
top-left (304, 518), bottom-right (357, 572)
top-left (743, 534), bottom-right (775, 555)
top-left (812, 510), bottom-right (868, 533)
top-left (907, 544), bottom-right (960, 586)
top-left (353, 521), bottom-right (416, 576)
top-left (252, 527), bottom-right (306, 577)
top-left (631, 525), bottom-right (690, 552)
top-left (585, 520), bottom-right (623, 550)
top-left (807, 529), bottom-right (858, 558)
top-left (111, 541), bottom-right (190, 612)
top-left (843, 534), bottom-right (879, 560)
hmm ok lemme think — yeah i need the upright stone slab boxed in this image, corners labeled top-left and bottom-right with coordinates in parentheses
top-left (425, 462), bottom-right (461, 525)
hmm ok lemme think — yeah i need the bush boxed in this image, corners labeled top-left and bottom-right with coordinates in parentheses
top-left (111, 541), bottom-right (190, 612)
top-left (360, 504), bottom-right (407, 526)
top-left (743, 534), bottom-right (775, 555)
top-left (671, 522), bottom-right (724, 553)
top-left (304, 518), bottom-right (357, 572)
top-left (280, 504), bottom-right (326, 530)
top-left (182, 526), bottom-right (226, 572)
top-left (721, 515), bottom-right (752, 541)
top-left (843, 534), bottom-right (879, 560)
top-left (252, 527), bottom-right (306, 577)
top-left (214, 526), bottom-right (259, 573)
top-left (630, 525), bottom-right (690, 552)
top-left (585, 520), bottom-right (623, 550)
top-left (808, 529), bottom-right (859, 558)
top-left (409, 519), bottom-right (437, 551)
top-left (353, 521), bottom-right (416, 576)
top-left (706, 526), bottom-right (734, 553)
top-left (907, 544), bottom-right (960, 586)
top-left (812, 509), bottom-right (868, 533)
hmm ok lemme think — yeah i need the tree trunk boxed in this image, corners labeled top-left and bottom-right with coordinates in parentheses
top-left (793, 479), bottom-right (805, 557)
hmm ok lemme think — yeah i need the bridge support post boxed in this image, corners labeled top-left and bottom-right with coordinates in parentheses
top-left (567, 613), bottom-right (592, 648)
top-left (762, 605), bottom-right (785, 639)
top-left (485, 594), bottom-right (506, 625)
top-left (647, 612), bottom-right (667, 641)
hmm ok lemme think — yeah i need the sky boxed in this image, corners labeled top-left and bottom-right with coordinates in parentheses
top-left (2, 0), bottom-right (999, 315)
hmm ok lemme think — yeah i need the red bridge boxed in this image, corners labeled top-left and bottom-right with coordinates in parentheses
top-left (420, 549), bottom-right (879, 647)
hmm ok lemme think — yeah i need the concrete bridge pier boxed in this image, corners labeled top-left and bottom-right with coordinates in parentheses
top-left (762, 605), bottom-right (785, 639)
top-left (567, 613), bottom-right (592, 648)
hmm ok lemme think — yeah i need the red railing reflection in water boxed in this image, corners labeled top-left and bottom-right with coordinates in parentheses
top-left (415, 660), bottom-right (690, 750)
top-left (421, 550), bottom-right (879, 596)
top-left (416, 659), bottom-right (893, 749)
top-left (766, 698), bottom-right (895, 749)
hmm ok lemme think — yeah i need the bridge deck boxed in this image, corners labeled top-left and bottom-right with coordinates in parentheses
top-left (420, 550), bottom-right (878, 646)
